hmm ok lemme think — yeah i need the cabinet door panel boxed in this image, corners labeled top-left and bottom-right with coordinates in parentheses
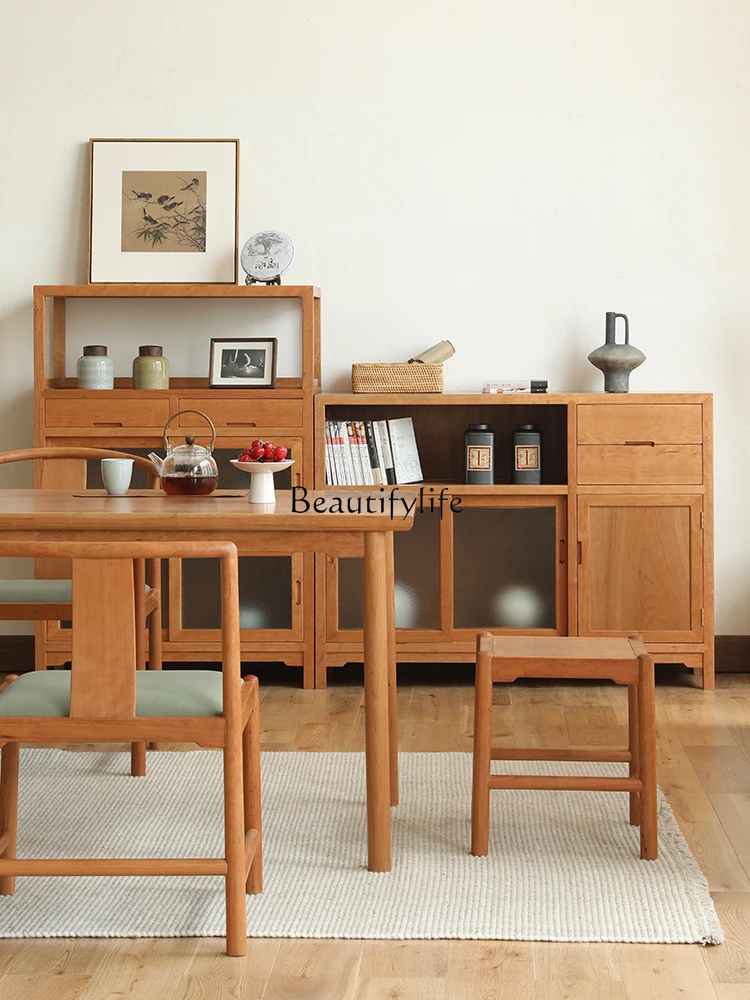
top-left (451, 498), bottom-right (565, 634)
top-left (173, 553), bottom-right (303, 641)
top-left (331, 508), bottom-right (443, 637)
top-left (578, 495), bottom-right (703, 641)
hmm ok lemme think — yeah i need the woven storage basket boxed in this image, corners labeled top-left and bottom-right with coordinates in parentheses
top-left (351, 363), bottom-right (443, 393)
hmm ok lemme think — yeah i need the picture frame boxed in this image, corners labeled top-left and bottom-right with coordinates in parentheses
top-left (88, 138), bottom-right (239, 284)
top-left (209, 338), bottom-right (277, 389)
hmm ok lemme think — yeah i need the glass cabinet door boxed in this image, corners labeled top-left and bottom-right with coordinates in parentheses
top-left (329, 507), bottom-right (444, 639)
top-left (451, 496), bottom-right (566, 636)
top-left (171, 552), bottom-right (304, 641)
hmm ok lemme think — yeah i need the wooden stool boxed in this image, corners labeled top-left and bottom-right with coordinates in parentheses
top-left (471, 633), bottom-right (657, 861)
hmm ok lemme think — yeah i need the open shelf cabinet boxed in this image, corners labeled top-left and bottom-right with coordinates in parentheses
top-left (314, 391), bottom-right (714, 689)
top-left (32, 284), bottom-right (320, 685)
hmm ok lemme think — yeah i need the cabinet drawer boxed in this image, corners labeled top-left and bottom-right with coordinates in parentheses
top-left (577, 404), bottom-right (702, 445)
top-left (46, 398), bottom-right (170, 428)
top-left (177, 398), bottom-right (303, 429)
top-left (578, 444), bottom-right (703, 485)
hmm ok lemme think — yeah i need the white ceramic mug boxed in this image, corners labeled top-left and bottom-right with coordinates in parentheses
top-left (100, 458), bottom-right (134, 496)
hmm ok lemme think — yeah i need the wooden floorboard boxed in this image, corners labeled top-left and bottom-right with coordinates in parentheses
top-left (0, 664), bottom-right (749, 999)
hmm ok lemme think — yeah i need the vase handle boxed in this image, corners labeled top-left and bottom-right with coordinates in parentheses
top-left (613, 313), bottom-right (630, 345)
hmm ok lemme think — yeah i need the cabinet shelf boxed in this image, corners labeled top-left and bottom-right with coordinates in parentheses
top-left (320, 482), bottom-right (569, 495)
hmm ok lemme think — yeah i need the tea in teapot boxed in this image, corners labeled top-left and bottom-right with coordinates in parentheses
top-left (149, 410), bottom-right (219, 496)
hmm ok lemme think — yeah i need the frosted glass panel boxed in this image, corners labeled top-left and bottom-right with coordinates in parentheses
top-left (182, 556), bottom-right (291, 630)
top-left (338, 511), bottom-right (441, 630)
top-left (453, 507), bottom-right (556, 629)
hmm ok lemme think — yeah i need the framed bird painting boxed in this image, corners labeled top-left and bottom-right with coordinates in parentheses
top-left (88, 138), bottom-right (239, 283)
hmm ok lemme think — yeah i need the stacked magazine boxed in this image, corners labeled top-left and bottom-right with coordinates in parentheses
top-left (324, 417), bottom-right (423, 486)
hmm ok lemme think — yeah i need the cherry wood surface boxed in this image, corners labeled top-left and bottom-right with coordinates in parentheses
top-left (0, 540), bottom-right (261, 956)
top-left (471, 632), bottom-right (658, 860)
top-left (314, 392), bottom-right (715, 690)
top-left (33, 283), bottom-right (323, 683)
top-left (0, 489), bottom-right (414, 872)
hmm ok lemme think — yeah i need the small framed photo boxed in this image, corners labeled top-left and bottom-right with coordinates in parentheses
top-left (88, 137), bottom-right (239, 283)
top-left (209, 338), bottom-right (277, 389)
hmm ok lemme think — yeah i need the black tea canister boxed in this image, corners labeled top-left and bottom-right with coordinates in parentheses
top-left (465, 424), bottom-right (494, 485)
top-left (512, 424), bottom-right (542, 484)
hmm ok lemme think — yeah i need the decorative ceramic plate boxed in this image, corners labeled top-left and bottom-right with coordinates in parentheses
top-left (240, 231), bottom-right (295, 283)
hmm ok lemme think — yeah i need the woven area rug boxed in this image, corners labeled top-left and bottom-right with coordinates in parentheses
top-left (0, 749), bottom-right (722, 943)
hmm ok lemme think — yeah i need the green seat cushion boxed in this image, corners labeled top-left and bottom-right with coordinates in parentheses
top-left (0, 670), bottom-right (223, 718)
top-left (0, 581), bottom-right (151, 603)
top-left (0, 579), bottom-right (73, 602)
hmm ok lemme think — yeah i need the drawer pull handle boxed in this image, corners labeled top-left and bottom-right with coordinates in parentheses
top-left (226, 422), bottom-right (255, 427)
top-left (93, 422), bottom-right (123, 427)
top-left (624, 440), bottom-right (655, 447)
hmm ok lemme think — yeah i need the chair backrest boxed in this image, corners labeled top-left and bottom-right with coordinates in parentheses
top-left (0, 449), bottom-right (160, 584)
top-left (0, 448), bottom-right (158, 491)
top-left (0, 540), bottom-right (240, 720)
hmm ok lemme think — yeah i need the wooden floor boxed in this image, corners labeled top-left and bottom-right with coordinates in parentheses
top-left (1, 664), bottom-right (750, 1000)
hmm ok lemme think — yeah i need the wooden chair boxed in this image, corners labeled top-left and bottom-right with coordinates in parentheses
top-left (0, 447), bottom-right (162, 676)
top-left (0, 540), bottom-right (261, 957)
top-left (471, 633), bottom-right (657, 861)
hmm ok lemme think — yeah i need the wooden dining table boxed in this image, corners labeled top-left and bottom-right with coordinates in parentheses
top-left (0, 488), bottom-right (415, 872)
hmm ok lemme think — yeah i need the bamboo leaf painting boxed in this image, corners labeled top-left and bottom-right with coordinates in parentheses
top-left (121, 171), bottom-right (207, 252)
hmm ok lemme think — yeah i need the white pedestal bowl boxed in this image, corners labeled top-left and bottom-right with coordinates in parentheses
top-left (230, 459), bottom-right (295, 504)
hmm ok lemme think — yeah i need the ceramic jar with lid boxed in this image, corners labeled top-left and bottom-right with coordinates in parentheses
top-left (512, 424), bottom-right (542, 485)
top-left (76, 345), bottom-right (114, 389)
top-left (464, 423), bottom-right (494, 485)
top-left (133, 345), bottom-right (169, 389)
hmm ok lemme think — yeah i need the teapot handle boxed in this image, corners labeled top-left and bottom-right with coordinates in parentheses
top-left (163, 409), bottom-right (217, 453)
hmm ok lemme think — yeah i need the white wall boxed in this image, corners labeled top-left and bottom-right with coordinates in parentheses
top-left (1, 0), bottom-right (748, 631)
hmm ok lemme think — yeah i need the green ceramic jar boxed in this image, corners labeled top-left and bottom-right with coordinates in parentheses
top-left (133, 345), bottom-right (169, 389)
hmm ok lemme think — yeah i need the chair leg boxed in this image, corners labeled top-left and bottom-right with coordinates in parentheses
top-left (637, 652), bottom-right (658, 860)
top-left (0, 742), bottom-right (20, 895)
top-left (130, 742), bottom-right (146, 777)
top-left (224, 726), bottom-right (247, 956)
top-left (471, 642), bottom-right (493, 856)
top-left (243, 682), bottom-right (262, 895)
top-left (628, 683), bottom-right (640, 826)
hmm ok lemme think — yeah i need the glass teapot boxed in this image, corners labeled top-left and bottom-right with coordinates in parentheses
top-left (149, 409), bottom-right (219, 496)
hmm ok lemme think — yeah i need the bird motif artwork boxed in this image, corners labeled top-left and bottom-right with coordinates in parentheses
top-left (122, 170), bottom-right (206, 253)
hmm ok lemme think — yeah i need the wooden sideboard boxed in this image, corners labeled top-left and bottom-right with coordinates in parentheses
top-left (314, 392), bottom-right (714, 689)
top-left (31, 284), bottom-right (320, 685)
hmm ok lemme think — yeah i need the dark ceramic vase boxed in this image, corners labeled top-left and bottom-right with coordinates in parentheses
top-left (587, 312), bottom-right (645, 393)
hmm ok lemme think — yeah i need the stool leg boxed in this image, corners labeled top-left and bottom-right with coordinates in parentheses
top-left (628, 683), bottom-right (640, 826)
top-left (637, 652), bottom-right (658, 860)
top-left (471, 638), bottom-right (493, 856)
